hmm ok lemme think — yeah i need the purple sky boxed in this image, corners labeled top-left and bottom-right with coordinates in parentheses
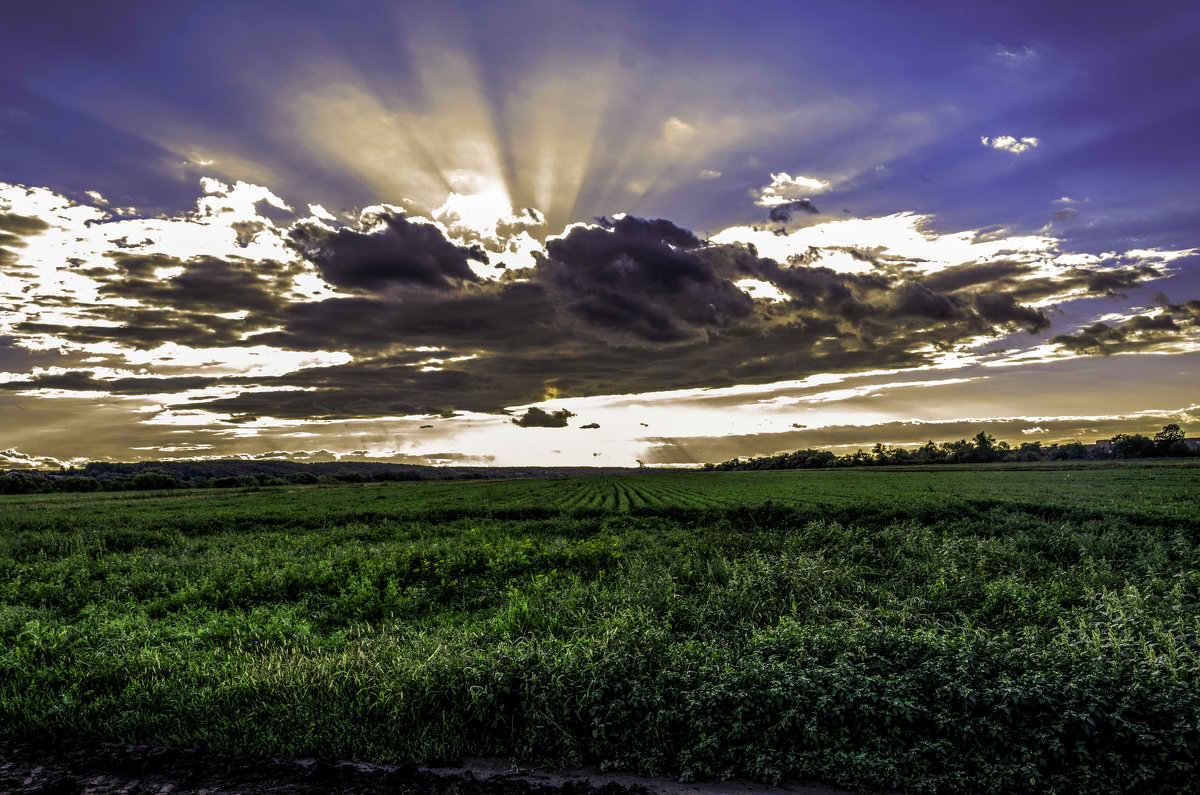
top-left (1, 1), bottom-right (1197, 467)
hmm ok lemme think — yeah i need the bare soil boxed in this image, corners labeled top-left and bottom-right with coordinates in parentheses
top-left (0, 735), bottom-right (886, 795)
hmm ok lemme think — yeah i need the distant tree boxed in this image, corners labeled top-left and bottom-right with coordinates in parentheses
top-left (941, 439), bottom-right (975, 464)
top-left (972, 431), bottom-right (998, 463)
top-left (129, 469), bottom-right (181, 490)
top-left (1156, 423), bottom-right (1185, 442)
top-left (1111, 433), bottom-right (1154, 459)
top-left (911, 440), bottom-right (945, 463)
top-left (1015, 441), bottom-right (1043, 462)
top-left (805, 450), bottom-right (837, 467)
top-left (1154, 423), bottom-right (1189, 457)
top-left (843, 449), bottom-right (870, 466)
top-left (0, 472), bottom-right (50, 494)
top-left (53, 476), bottom-right (99, 492)
top-left (1059, 440), bottom-right (1088, 460)
top-left (872, 442), bottom-right (888, 464)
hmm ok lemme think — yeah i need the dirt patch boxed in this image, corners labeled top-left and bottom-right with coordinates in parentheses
top-left (0, 735), bottom-right (881, 795)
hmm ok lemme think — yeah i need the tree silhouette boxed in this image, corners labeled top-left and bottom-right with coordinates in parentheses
top-left (1155, 423), bottom-right (1188, 456)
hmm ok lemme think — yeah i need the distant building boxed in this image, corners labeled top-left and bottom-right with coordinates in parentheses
top-left (1094, 439), bottom-right (1113, 454)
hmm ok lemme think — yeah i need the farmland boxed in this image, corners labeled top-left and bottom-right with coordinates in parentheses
top-left (3, 462), bottom-right (1200, 793)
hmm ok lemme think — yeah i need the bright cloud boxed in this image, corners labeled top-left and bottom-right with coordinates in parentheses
top-left (712, 211), bottom-right (1057, 275)
top-left (981, 135), bottom-right (1039, 154)
top-left (754, 172), bottom-right (831, 206)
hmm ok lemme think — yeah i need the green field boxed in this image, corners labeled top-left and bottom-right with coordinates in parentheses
top-left (3, 463), bottom-right (1200, 793)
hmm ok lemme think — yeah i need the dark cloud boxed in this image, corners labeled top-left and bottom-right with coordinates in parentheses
top-left (701, 242), bottom-right (1046, 335)
top-left (539, 216), bottom-right (753, 345)
top-left (890, 259), bottom-right (1163, 305)
top-left (591, 215), bottom-right (702, 248)
top-left (98, 253), bottom-right (295, 314)
top-left (289, 212), bottom-right (486, 292)
top-left (17, 306), bottom-right (260, 350)
top-left (919, 260), bottom-right (1036, 294)
top-left (187, 317), bottom-right (966, 421)
top-left (512, 407), bottom-right (575, 428)
top-left (12, 254), bottom-right (307, 351)
top-left (0, 213), bottom-right (50, 236)
top-left (0, 369), bottom-right (224, 395)
top-left (889, 282), bottom-right (960, 320)
top-left (188, 220), bottom-right (1064, 421)
top-left (1, 204), bottom-right (1167, 424)
top-left (1076, 264), bottom-right (1159, 298)
top-left (0, 212), bottom-right (51, 248)
top-left (1158, 293), bottom-right (1200, 319)
top-left (232, 220), bottom-right (266, 247)
top-left (580, 422), bottom-right (600, 429)
top-left (766, 199), bottom-right (819, 223)
top-left (1050, 301), bottom-right (1196, 354)
top-left (973, 293), bottom-right (1051, 332)
top-left (264, 281), bottom-right (559, 353)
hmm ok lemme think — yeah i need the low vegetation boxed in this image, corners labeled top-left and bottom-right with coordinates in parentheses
top-left (709, 424), bottom-right (1195, 470)
top-left (2, 464), bottom-right (1200, 793)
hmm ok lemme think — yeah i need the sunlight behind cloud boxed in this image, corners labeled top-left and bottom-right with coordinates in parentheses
top-left (277, 36), bottom-right (626, 236)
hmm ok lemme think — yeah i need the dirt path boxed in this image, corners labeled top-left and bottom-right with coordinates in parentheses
top-left (0, 735), bottom-right (894, 795)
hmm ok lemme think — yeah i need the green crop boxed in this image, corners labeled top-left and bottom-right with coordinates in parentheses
top-left (2, 461), bottom-right (1199, 793)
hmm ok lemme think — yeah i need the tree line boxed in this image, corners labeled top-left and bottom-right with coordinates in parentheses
top-left (704, 424), bottom-right (1194, 471)
top-left (0, 458), bottom-right (642, 495)
top-left (0, 466), bottom-right (429, 496)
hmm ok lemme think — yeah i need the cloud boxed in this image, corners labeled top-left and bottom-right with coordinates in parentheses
top-left (0, 447), bottom-right (66, 469)
top-left (288, 211), bottom-right (487, 292)
top-left (981, 135), bottom-right (1039, 154)
top-left (973, 293), bottom-right (1050, 332)
top-left (914, 259), bottom-right (1163, 304)
top-left (190, 215), bottom-right (1078, 421)
top-left (1049, 298), bottom-right (1200, 354)
top-left (0, 369), bottom-right (224, 396)
top-left (755, 172), bottom-right (830, 207)
top-left (512, 407), bottom-right (575, 427)
top-left (0, 179), bottom-right (1188, 437)
top-left (95, 253), bottom-right (297, 314)
top-left (539, 215), bottom-right (754, 345)
top-left (767, 199), bottom-right (820, 223)
top-left (266, 281), bottom-right (558, 354)
top-left (0, 213), bottom-right (49, 236)
top-left (992, 45), bottom-right (1039, 67)
top-left (17, 308), bottom-right (264, 350)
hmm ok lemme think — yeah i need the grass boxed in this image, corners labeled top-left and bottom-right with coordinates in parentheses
top-left (2, 461), bottom-right (1200, 793)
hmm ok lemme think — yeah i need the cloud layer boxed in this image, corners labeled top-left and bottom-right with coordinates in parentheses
top-left (1, 179), bottom-right (1195, 465)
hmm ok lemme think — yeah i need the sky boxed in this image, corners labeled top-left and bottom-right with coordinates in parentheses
top-left (1, 0), bottom-right (1198, 468)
